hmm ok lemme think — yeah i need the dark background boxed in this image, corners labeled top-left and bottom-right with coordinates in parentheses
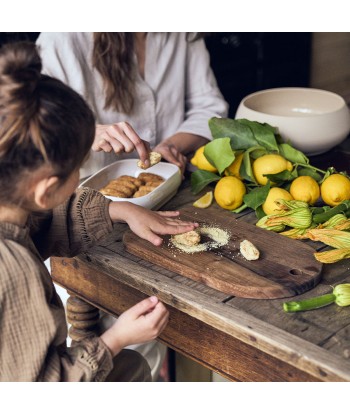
top-left (0, 32), bottom-right (312, 117)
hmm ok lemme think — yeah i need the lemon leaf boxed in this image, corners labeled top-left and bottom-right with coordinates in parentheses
top-left (240, 146), bottom-right (265, 184)
top-left (243, 183), bottom-right (271, 210)
top-left (236, 119), bottom-right (279, 151)
top-left (297, 167), bottom-right (323, 182)
top-left (264, 169), bottom-right (298, 185)
top-left (208, 117), bottom-right (258, 149)
top-left (278, 143), bottom-right (309, 164)
top-left (190, 170), bottom-right (220, 195)
top-left (204, 137), bottom-right (235, 175)
top-left (193, 191), bottom-right (213, 208)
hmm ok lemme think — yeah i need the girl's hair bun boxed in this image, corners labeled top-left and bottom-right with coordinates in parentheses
top-left (0, 41), bottom-right (42, 104)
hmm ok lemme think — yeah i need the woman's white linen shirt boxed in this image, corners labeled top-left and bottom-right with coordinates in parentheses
top-left (37, 32), bottom-right (228, 177)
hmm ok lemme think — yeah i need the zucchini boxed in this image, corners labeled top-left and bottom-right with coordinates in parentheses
top-left (313, 200), bottom-right (350, 224)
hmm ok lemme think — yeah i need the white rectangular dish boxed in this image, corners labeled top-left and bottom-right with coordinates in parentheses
top-left (80, 159), bottom-right (182, 210)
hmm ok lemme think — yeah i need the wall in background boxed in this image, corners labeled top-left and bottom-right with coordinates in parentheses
top-left (310, 32), bottom-right (350, 104)
top-left (205, 33), bottom-right (312, 117)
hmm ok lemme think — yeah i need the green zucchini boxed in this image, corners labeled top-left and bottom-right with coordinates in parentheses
top-left (313, 200), bottom-right (350, 224)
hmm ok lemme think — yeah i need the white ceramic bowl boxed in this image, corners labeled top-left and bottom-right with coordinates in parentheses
top-left (235, 87), bottom-right (350, 155)
top-left (80, 159), bottom-right (182, 210)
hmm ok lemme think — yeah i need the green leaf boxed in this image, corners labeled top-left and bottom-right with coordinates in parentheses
top-left (204, 137), bottom-right (235, 175)
top-left (264, 169), bottom-right (298, 185)
top-left (297, 167), bottom-right (323, 182)
top-left (255, 205), bottom-right (267, 220)
top-left (236, 119), bottom-right (279, 151)
top-left (250, 148), bottom-right (268, 160)
top-left (320, 167), bottom-right (337, 183)
top-left (240, 146), bottom-right (265, 184)
top-left (243, 183), bottom-right (271, 210)
top-left (190, 170), bottom-right (221, 195)
top-left (208, 117), bottom-right (258, 149)
top-left (278, 143), bottom-right (309, 164)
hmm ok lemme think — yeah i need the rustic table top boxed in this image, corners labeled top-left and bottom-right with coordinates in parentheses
top-left (51, 137), bottom-right (350, 382)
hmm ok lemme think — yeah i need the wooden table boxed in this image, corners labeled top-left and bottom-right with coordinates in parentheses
top-left (51, 139), bottom-right (350, 382)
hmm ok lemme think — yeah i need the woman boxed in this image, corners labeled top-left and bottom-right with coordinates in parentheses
top-left (36, 32), bottom-right (228, 178)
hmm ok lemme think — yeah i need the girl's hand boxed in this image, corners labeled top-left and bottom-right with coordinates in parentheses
top-left (94, 122), bottom-right (151, 168)
top-left (100, 297), bottom-right (169, 356)
top-left (153, 142), bottom-right (187, 175)
top-left (109, 202), bottom-right (199, 246)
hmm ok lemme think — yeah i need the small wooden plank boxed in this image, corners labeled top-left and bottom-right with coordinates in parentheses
top-left (123, 205), bottom-right (323, 299)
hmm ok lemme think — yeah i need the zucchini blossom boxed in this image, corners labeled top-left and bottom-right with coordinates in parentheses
top-left (314, 248), bottom-right (350, 264)
top-left (256, 215), bottom-right (285, 232)
top-left (318, 214), bottom-right (350, 230)
top-left (263, 206), bottom-right (312, 229)
top-left (307, 229), bottom-right (350, 249)
top-left (279, 227), bottom-right (310, 240)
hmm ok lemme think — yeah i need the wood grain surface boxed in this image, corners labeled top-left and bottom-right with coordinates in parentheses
top-left (123, 205), bottom-right (323, 299)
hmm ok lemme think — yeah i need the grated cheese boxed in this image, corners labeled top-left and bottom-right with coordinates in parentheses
top-left (170, 226), bottom-right (230, 254)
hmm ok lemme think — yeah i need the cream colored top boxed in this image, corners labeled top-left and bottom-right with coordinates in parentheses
top-left (0, 188), bottom-right (114, 381)
top-left (36, 32), bottom-right (228, 178)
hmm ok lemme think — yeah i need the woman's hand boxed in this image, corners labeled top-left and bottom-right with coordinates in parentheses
top-left (153, 133), bottom-right (209, 176)
top-left (94, 122), bottom-right (151, 168)
top-left (100, 296), bottom-right (169, 356)
top-left (153, 142), bottom-right (187, 175)
top-left (109, 202), bottom-right (199, 246)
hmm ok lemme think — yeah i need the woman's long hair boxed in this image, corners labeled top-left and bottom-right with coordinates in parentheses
top-left (92, 33), bottom-right (136, 115)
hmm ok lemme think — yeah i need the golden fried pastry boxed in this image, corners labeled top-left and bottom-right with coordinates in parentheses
top-left (110, 179), bottom-right (137, 192)
top-left (144, 179), bottom-right (164, 187)
top-left (99, 187), bottom-right (130, 198)
top-left (138, 185), bottom-right (158, 192)
top-left (100, 171), bottom-right (165, 198)
top-left (137, 151), bottom-right (162, 169)
top-left (138, 172), bottom-right (163, 182)
top-left (133, 189), bottom-right (151, 198)
top-left (100, 177), bottom-right (137, 197)
top-left (119, 175), bottom-right (144, 187)
top-left (171, 230), bottom-right (201, 247)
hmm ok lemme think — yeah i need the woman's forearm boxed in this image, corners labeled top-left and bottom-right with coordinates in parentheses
top-left (163, 132), bottom-right (209, 155)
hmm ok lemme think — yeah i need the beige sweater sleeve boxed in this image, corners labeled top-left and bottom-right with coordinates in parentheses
top-left (30, 187), bottom-right (114, 259)
top-left (0, 239), bottom-right (113, 381)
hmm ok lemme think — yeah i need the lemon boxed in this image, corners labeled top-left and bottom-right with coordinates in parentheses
top-left (290, 176), bottom-right (320, 205)
top-left (225, 152), bottom-right (244, 179)
top-left (193, 191), bottom-right (213, 208)
top-left (252, 154), bottom-right (293, 185)
top-left (321, 174), bottom-right (350, 207)
top-left (214, 176), bottom-right (246, 210)
top-left (262, 187), bottom-right (293, 215)
top-left (190, 146), bottom-right (218, 173)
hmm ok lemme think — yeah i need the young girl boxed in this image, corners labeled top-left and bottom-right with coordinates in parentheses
top-left (0, 42), bottom-right (198, 382)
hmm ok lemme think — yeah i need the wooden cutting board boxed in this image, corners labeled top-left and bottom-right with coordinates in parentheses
top-left (123, 206), bottom-right (323, 299)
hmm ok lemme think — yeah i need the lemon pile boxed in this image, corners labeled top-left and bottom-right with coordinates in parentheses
top-left (191, 142), bottom-right (350, 215)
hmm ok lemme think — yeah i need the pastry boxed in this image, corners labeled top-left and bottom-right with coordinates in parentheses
top-left (137, 151), bottom-right (162, 169)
